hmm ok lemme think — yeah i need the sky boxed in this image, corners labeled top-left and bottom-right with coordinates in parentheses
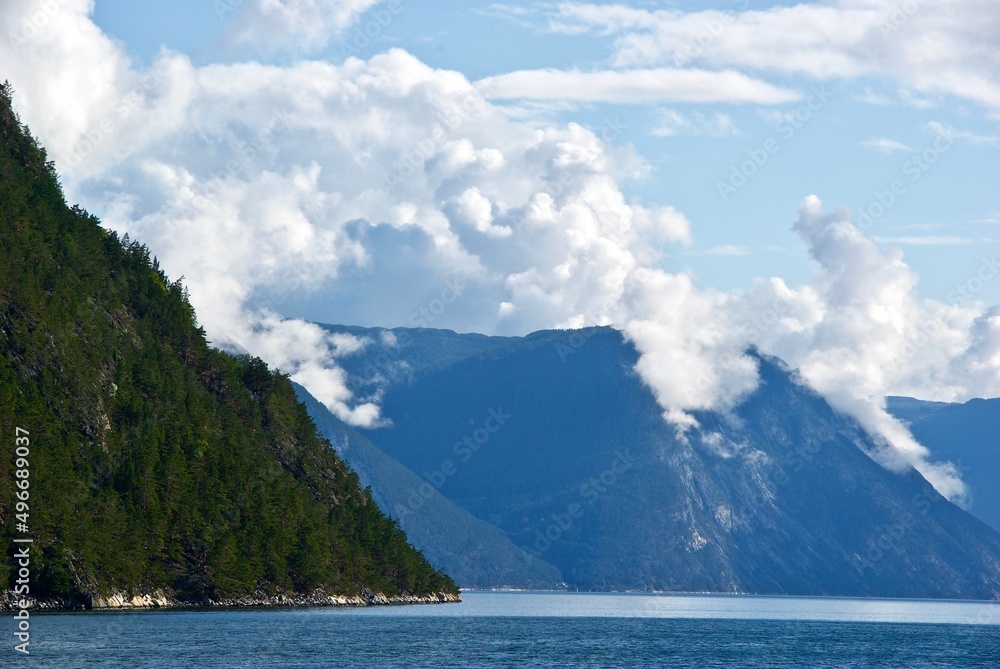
top-left (2, 0), bottom-right (999, 499)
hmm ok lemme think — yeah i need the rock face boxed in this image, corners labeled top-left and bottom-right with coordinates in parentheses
top-left (2, 588), bottom-right (460, 611)
top-left (91, 591), bottom-right (172, 609)
top-left (319, 323), bottom-right (1000, 599)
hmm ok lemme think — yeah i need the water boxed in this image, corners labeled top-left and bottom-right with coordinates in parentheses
top-left (7, 592), bottom-right (1000, 668)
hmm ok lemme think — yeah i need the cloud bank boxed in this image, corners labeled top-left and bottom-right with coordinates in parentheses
top-left (3, 0), bottom-right (998, 501)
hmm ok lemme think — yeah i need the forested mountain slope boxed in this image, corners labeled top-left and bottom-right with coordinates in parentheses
top-left (0, 83), bottom-right (455, 608)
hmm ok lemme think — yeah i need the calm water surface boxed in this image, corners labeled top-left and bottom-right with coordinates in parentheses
top-left (7, 591), bottom-right (999, 668)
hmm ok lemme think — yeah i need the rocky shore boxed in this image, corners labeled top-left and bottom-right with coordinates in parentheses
top-left (1, 587), bottom-right (461, 611)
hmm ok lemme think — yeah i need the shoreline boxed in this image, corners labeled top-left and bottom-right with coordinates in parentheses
top-left (1, 588), bottom-right (461, 612)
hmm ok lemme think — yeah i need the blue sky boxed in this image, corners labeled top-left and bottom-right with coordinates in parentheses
top-left (3, 0), bottom-right (998, 495)
top-left (87, 0), bottom-right (999, 305)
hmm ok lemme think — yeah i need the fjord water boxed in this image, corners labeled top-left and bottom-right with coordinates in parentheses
top-left (20, 592), bottom-right (1000, 668)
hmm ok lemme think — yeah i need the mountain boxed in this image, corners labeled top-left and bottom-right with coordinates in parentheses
top-left (319, 323), bottom-right (1000, 599)
top-left (294, 383), bottom-right (563, 588)
top-left (0, 83), bottom-right (456, 608)
top-left (887, 396), bottom-right (1000, 534)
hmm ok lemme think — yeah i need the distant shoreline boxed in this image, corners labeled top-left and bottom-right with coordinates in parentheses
top-left (457, 588), bottom-right (1000, 602)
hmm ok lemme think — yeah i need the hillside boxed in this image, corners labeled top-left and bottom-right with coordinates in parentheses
top-left (0, 83), bottom-right (456, 608)
top-left (328, 323), bottom-right (1000, 598)
top-left (295, 383), bottom-right (563, 588)
top-left (887, 396), bottom-right (1000, 534)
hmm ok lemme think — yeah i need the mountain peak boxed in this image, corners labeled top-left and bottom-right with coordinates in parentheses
top-left (309, 323), bottom-right (1000, 598)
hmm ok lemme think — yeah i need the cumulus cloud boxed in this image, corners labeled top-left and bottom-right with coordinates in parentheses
top-left (1, 1), bottom-right (697, 424)
top-left (743, 196), bottom-right (990, 500)
top-left (619, 270), bottom-right (760, 429)
top-left (960, 307), bottom-right (1000, 394)
top-left (4, 1), bottom-right (999, 501)
top-left (613, 194), bottom-right (1000, 501)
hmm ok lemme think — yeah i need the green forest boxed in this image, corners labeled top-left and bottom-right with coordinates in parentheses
top-left (0, 82), bottom-right (456, 605)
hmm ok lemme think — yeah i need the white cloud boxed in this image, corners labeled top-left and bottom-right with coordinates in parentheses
top-left (477, 68), bottom-right (801, 104)
top-left (540, 0), bottom-right (1000, 113)
top-left (924, 121), bottom-right (999, 146)
top-left (443, 187), bottom-right (512, 238)
top-left (614, 194), bottom-right (1000, 502)
top-left (745, 196), bottom-right (986, 501)
top-left (959, 307), bottom-right (1000, 397)
top-left (5, 1), bottom-right (1000, 502)
top-left (222, 0), bottom-right (386, 51)
top-left (620, 270), bottom-right (760, 427)
top-left (235, 315), bottom-right (383, 426)
top-left (1, 4), bottom-right (698, 422)
top-left (861, 137), bottom-right (912, 153)
top-left (651, 108), bottom-right (739, 137)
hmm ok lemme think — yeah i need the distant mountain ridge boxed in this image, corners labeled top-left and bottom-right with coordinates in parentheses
top-left (887, 396), bottom-right (1000, 534)
top-left (313, 323), bottom-right (1000, 599)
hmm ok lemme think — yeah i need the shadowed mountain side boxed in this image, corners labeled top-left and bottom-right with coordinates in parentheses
top-left (295, 383), bottom-right (563, 589)
top-left (317, 324), bottom-right (521, 401)
top-left (336, 324), bottom-right (1000, 598)
top-left (887, 396), bottom-right (1000, 534)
